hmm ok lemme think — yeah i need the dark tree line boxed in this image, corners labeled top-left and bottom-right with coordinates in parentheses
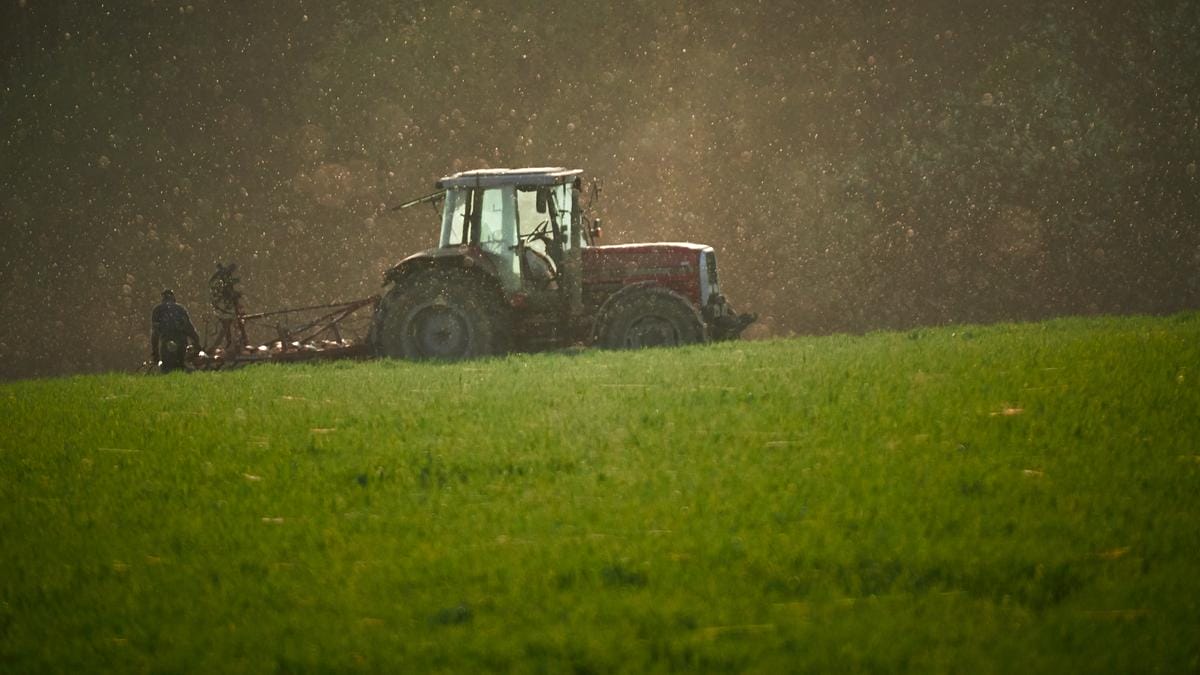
top-left (2, 1), bottom-right (1198, 379)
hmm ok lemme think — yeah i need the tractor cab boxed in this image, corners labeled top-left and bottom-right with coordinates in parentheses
top-left (435, 167), bottom-right (587, 293)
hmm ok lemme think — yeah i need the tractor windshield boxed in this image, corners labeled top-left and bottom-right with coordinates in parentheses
top-left (515, 183), bottom-right (577, 251)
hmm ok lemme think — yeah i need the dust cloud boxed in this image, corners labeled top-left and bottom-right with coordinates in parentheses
top-left (2, 2), bottom-right (1198, 379)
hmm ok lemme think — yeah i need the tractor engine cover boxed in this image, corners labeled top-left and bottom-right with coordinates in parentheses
top-left (583, 243), bottom-right (712, 313)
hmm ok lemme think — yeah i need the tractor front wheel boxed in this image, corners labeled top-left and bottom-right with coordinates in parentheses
top-left (373, 269), bottom-right (509, 360)
top-left (595, 287), bottom-right (707, 350)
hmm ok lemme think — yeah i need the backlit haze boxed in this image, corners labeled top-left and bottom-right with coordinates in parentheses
top-left (2, 2), bottom-right (1197, 379)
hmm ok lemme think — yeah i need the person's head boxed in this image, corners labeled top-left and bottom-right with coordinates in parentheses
top-left (161, 289), bottom-right (175, 302)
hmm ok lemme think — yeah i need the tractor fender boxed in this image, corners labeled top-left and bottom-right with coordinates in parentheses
top-left (383, 246), bottom-right (500, 289)
top-left (591, 282), bottom-right (702, 342)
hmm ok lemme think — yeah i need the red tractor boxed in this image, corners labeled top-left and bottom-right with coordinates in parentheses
top-left (371, 167), bottom-right (754, 359)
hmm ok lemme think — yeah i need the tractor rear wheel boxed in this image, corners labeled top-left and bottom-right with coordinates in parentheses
top-left (595, 287), bottom-right (707, 350)
top-left (373, 268), bottom-right (510, 360)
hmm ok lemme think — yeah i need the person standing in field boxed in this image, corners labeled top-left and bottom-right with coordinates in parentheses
top-left (208, 262), bottom-right (246, 350)
top-left (150, 289), bottom-right (201, 374)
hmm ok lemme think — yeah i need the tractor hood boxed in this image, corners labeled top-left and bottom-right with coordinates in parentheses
top-left (583, 242), bottom-right (708, 279)
top-left (583, 242), bottom-right (710, 305)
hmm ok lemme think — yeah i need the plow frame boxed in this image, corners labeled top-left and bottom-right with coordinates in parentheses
top-left (190, 295), bottom-right (380, 371)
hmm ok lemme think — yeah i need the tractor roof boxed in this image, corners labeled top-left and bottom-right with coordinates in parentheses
top-left (436, 167), bottom-right (582, 189)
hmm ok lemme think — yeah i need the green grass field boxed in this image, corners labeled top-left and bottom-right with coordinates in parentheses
top-left (2, 314), bottom-right (1199, 673)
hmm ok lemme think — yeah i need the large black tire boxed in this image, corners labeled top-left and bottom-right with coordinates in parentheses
top-left (595, 286), bottom-right (707, 350)
top-left (372, 268), bottom-right (510, 360)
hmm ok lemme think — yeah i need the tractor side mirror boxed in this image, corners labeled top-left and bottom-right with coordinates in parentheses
top-left (535, 188), bottom-right (548, 214)
top-left (590, 219), bottom-right (603, 240)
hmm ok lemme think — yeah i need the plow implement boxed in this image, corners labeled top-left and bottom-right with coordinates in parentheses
top-left (189, 296), bottom-right (379, 371)
top-left (180, 263), bottom-right (379, 371)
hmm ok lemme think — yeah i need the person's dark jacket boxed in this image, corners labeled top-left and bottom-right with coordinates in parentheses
top-left (151, 300), bottom-right (200, 370)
